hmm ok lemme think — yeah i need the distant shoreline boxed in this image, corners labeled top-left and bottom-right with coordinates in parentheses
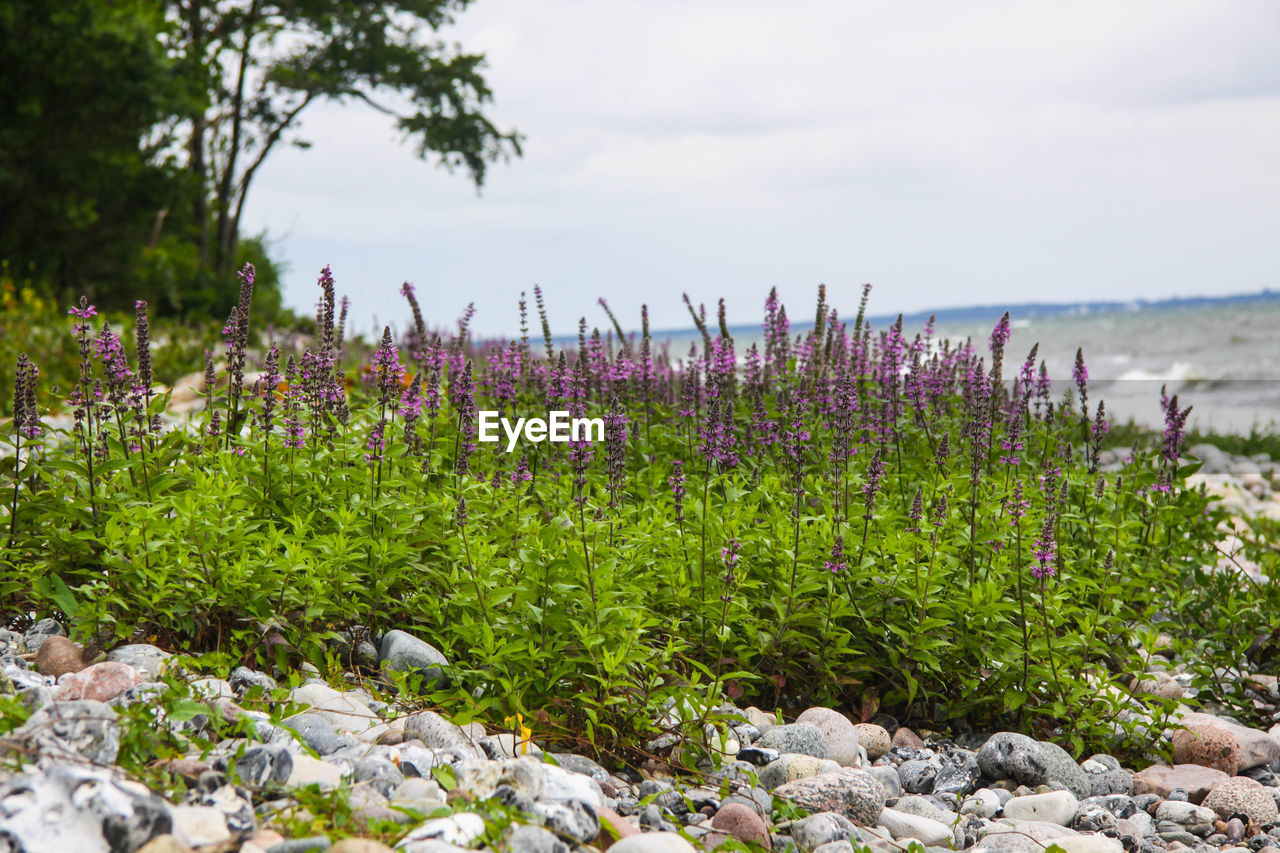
top-left (568, 288), bottom-right (1280, 344)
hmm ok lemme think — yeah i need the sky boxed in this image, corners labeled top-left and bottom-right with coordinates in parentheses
top-left (241, 1), bottom-right (1280, 339)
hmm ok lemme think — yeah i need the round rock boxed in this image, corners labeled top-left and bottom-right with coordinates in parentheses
top-left (977, 732), bottom-right (1049, 786)
top-left (710, 803), bottom-right (769, 846)
top-left (52, 661), bottom-right (143, 703)
top-left (379, 629), bottom-right (450, 683)
top-left (796, 708), bottom-right (860, 766)
top-left (23, 618), bottom-right (66, 655)
top-left (35, 635), bottom-right (85, 677)
top-left (1202, 776), bottom-right (1280, 825)
top-left (606, 832), bottom-right (697, 853)
top-left (932, 750), bottom-right (981, 797)
top-left (106, 644), bottom-right (172, 681)
top-left (758, 722), bottom-right (830, 759)
top-left (759, 755), bottom-right (842, 790)
top-left (1002, 790), bottom-right (1079, 826)
top-left (772, 768), bottom-right (887, 825)
top-left (897, 759), bottom-right (936, 794)
top-left (1037, 740), bottom-right (1091, 799)
top-left (851, 724), bottom-right (890, 761)
top-left (791, 812), bottom-right (855, 851)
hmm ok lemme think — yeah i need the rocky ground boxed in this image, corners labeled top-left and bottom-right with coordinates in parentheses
top-left (3, 434), bottom-right (1279, 853)
top-left (3, 614), bottom-right (1280, 853)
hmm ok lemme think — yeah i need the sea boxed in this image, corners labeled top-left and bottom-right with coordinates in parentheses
top-left (646, 294), bottom-right (1280, 436)
top-left (925, 300), bottom-right (1280, 435)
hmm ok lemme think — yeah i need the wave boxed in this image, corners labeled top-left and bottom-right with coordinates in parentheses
top-left (1115, 361), bottom-right (1201, 383)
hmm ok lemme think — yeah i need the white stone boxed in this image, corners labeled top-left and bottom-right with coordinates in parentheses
top-left (358, 722), bottom-right (394, 743)
top-left (1155, 800), bottom-right (1215, 828)
top-left (286, 753), bottom-right (346, 790)
top-left (962, 789), bottom-right (1002, 819)
top-left (607, 833), bottom-right (698, 853)
top-left (876, 807), bottom-right (952, 845)
top-left (290, 682), bottom-right (381, 733)
top-left (1002, 790), bottom-right (1079, 826)
top-left (240, 831), bottom-right (286, 853)
top-left (171, 805), bottom-right (231, 848)
top-left (541, 763), bottom-right (604, 806)
top-left (398, 813), bottom-right (486, 847)
top-left (488, 732), bottom-right (544, 757)
top-left (980, 819), bottom-right (1079, 853)
top-left (1054, 837), bottom-right (1125, 853)
top-left (743, 707), bottom-right (777, 732)
top-left (390, 777), bottom-right (447, 813)
top-left (188, 678), bottom-right (233, 700)
top-left (105, 645), bottom-right (172, 680)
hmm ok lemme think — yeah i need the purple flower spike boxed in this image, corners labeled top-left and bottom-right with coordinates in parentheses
top-left (824, 535), bottom-right (848, 574)
top-left (1032, 516), bottom-right (1056, 579)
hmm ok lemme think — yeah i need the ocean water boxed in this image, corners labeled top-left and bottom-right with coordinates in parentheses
top-left (929, 301), bottom-right (1280, 434)
top-left (648, 298), bottom-right (1280, 435)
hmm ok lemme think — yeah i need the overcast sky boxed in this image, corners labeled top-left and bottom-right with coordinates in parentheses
top-left (241, 1), bottom-right (1280, 338)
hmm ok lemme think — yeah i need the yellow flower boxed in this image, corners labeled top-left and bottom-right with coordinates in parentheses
top-left (503, 713), bottom-right (533, 756)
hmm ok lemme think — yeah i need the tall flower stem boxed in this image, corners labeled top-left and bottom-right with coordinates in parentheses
top-left (779, 483), bottom-right (803, 639)
top-left (1014, 517), bottom-right (1030, 689)
top-left (578, 500), bottom-right (597, 628)
top-left (699, 461), bottom-right (711, 624)
top-left (1038, 576), bottom-right (1064, 697)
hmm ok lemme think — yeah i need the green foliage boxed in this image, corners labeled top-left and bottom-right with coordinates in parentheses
top-left (3, 288), bottom-right (1277, 767)
top-left (0, 285), bottom-right (216, 417)
top-left (1109, 417), bottom-right (1280, 462)
top-left (171, 0), bottom-right (523, 283)
top-left (0, 0), bottom-right (518, 317)
top-left (0, 0), bottom-right (190, 308)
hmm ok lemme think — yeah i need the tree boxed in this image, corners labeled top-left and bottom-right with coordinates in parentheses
top-left (171, 0), bottom-right (524, 282)
top-left (0, 0), bottom-right (188, 306)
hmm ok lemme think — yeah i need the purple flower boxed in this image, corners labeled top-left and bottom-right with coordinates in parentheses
top-left (254, 344), bottom-right (281, 433)
top-left (698, 394), bottom-right (739, 469)
top-left (1004, 482), bottom-right (1029, 525)
top-left (678, 366), bottom-right (700, 419)
top-left (989, 311), bottom-right (1011, 355)
top-left (1035, 361), bottom-right (1051, 406)
top-left (510, 454), bottom-right (533, 484)
top-left (824, 535), bottom-right (848, 574)
top-left (1000, 398), bottom-right (1025, 466)
top-left (932, 493), bottom-right (949, 528)
top-left (907, 487), bottom-right (923, 534)
top-left (1072, 347), bottom-right (1089, 405)
top-left (1018, 344), bottom-right (1040, 394)
top-left (454, 360), bottom-right (476, 476)
top-left (373, 326), bottom-right (406, 410)
top-left (605, 396), bottom-right (628, 506)
top-left (1159, 385), bottom-right (1193, 464)
top-left (669, 460), bottom-right (687, 518)
top-left (721, 537), bottom-right (741, 573)
top-left (13, 354), bottom-right (41, 444)
top-left (400, 381), bottom-right (424, 420)
top-left (134, 301), bottom-right (152, 391)
top-left (282, 356), bottom-right (307, 449)
top-left (401, 282), bottom-right (427, 365)
top-left (862, 446), bottom-right (885, 520)
top-left (1032, 516), bottom-right (1056, 578)
top-left (365, 421), bottom-right (386, 464)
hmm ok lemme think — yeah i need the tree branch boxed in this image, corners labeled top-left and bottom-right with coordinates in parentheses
top-left (348, 90), bottom-right (400, 117)
top-left (229, 90), bottom-right (316, 242)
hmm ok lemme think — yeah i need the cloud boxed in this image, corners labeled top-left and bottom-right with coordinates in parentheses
top-left (239, 0), bottom-right (1280, 337)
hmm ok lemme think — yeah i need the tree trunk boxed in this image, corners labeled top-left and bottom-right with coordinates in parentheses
top-left (186, 0), bottom-right (209, 268)
top-left (215, 0), bottom-right (259, 282)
